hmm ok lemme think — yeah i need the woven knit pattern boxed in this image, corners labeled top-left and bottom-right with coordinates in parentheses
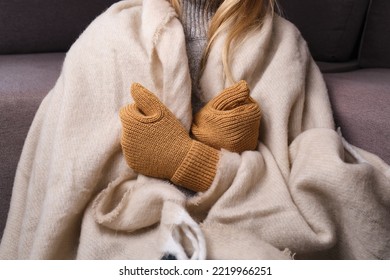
top-left (171, 140), bottom-right (220, 192)
top-left (120, 83), bottom-right (219, 192)
top-left (191, 80), bottom-right (261, 153)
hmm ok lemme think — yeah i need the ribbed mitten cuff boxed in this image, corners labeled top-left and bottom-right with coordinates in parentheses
top-left (171, 141), bottom-right (220, 192)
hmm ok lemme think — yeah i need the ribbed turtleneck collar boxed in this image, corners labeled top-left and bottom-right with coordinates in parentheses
top-left (181, 0), bottom-right (220, 40)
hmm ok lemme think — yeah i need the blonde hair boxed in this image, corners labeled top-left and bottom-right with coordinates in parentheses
top-left (170, 0), bottom-right (276, 83)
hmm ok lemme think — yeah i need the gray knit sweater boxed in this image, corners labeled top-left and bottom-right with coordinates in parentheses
top-left (181, 0), bottom-right (219, 113)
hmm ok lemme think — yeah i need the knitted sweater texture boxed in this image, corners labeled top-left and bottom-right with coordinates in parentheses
top-left (181, 0), bottom-right (219, 113)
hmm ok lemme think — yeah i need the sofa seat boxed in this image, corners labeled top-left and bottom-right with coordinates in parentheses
top-left (324, 68), bottom-right (390, 164)
top-left (0, 52), bottom-right (65, 238)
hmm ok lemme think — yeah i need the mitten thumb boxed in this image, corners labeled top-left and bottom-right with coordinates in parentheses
top-left (130, 83), bottom-right (164, 121)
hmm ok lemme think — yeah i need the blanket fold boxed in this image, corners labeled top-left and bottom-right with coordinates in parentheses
top-left (1, 0), bottom-right (389, 260)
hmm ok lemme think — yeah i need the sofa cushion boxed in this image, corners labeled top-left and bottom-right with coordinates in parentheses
top-left (0, 53), bottom-right (65, 239)
top-left (0, 0), bottom-right (119, 54)
top-left (324, 68), bottom-right (390, 164)
top-left (278, 0), bottom-right (370, 62)
top-left (359, 0), bottom-right (390, 67)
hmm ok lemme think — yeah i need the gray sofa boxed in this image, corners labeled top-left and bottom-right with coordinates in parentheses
top-left (279, 0), bottom-right (390, 164)
top-left (1, 0), bottom-right (389, 242)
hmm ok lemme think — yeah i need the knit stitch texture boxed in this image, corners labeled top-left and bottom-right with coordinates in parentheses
top-left (120, 83), bottom-right (219, 192)
top-left (192, 80), bottom-right (261, 153)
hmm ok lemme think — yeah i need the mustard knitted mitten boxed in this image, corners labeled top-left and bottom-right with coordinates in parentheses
top-left (191, 80), bottom-right (261, 153)
top-left (120, 83), bottom-right (220, 192)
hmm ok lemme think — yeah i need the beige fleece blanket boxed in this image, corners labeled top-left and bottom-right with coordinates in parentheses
top-left (1, 0), bottom-right (390, 260)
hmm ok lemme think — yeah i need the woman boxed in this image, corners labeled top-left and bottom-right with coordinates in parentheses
top-left (1, 0), bottom-right (389, 260)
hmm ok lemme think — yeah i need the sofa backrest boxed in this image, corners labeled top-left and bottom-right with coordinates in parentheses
top-left (359, 0), bottom-right (390, 68)
top-left (2, 0), bottom-right (390, 68)
top-left (277, 0), bottom-right (371, 63)
top-left (278, 0), bottom-right (390, 69)
top-left (0, 0), bottom-right (120, 54)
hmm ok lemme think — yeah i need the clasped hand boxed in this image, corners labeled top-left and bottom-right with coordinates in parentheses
top-left (119, 81), bottom-right (261, 192)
